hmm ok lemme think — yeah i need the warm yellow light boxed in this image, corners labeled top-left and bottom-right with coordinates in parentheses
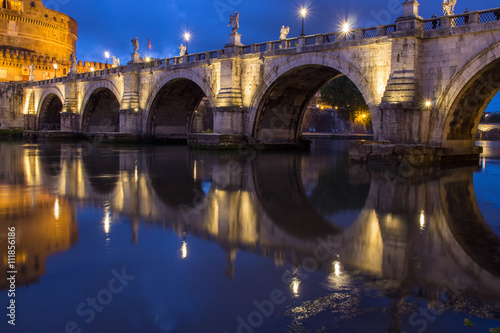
top-left (134, 165), bottom-right (138, 183)
top-left (334, 261), bottom-right (341, 277)
top-left (425, 100), bottom-right (432, 107)
top-left (53, 63), bottom-right (58, 70)
top-left (362, 114), bottom-right (366, 118)
top-left (300, 8), bottom-right (307, 17)
top-left (145, 57), bottom-right (151, 62)
top-left (181, 241), bottom-right (188, 259)
top-left (54, 197), bottom-right (60, 221)
top-left (104, 51), bottom-right (110, 59)
top-left (419, 210), bottom-right (426, 230)
top-left (342, 22), bottom-right (350, 34)
top-left (103, 205), bottom-right (111, 234)
top-left (184, 32), bottom-right (191, 41)
top-left (291, 277), bottom-right (300, 297)
top-left (90, 67), bottom-right (95, 72)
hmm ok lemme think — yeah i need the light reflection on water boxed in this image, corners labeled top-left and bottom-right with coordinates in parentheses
top-left (0, 140), bottom-right (499, 332)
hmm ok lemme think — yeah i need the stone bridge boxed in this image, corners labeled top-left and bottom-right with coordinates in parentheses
top-left (15, 2), bottom-right (500, 163)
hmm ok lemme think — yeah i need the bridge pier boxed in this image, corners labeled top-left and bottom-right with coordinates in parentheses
top-left (60, 112), bottom-right (80, 132)
top-left (24, 114), bottom-right (37, 131)
top-left (351, 1), bottom-right (483, 167)
top-left (119, 109), bottom-right (142, 134)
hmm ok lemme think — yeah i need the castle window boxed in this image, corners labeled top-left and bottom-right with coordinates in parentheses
top-left (8, 1), bottom-right (22, 12)
top-left (30, 1), bottom-right (35, 7)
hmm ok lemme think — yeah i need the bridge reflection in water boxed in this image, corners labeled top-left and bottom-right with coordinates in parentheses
top-left (1, 141), bottom-right (499, 330)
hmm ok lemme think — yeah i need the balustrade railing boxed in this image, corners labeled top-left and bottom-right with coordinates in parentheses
top-left (27, 7), bottom-right (499, 85)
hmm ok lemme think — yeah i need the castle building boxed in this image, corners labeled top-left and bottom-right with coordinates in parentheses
top-left (0, 0), bottom-right (78, 81)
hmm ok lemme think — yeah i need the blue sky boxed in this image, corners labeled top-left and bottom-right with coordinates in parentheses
top-left (43, 0), bottom-right (500, 111)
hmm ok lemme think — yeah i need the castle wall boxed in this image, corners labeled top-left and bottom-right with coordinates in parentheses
top-left (0, 81), bottom-right (24, 129)
top-left (0, 0), bottom-right (77, 81)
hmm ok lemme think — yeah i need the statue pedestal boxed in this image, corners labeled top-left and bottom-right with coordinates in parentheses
top-left (28, 75), bottom-right (36, 82)
top-left (398, 0), bottom-right (422, 20)
top-left (226, 32), bottom-right (243, 47)
top-left (68, 64), bottom-right (77, 75)
top-left (130, 52), bottom-right (141, 64)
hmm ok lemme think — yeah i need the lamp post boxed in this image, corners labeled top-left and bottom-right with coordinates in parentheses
top-left (300, 8), bottom-right (307, 36)
top-left (184, 32), bottom-right (191, 55)
top-left (104, 51), bottom-right (110, 68)
top-left (53, 63), bottom-right (57, 78)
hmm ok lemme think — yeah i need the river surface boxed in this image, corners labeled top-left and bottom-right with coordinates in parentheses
top-left (0, 140), bottom-right (500, 333)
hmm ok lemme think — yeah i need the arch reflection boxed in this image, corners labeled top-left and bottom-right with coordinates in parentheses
top-left (1, 142), bottom-right (499, 303)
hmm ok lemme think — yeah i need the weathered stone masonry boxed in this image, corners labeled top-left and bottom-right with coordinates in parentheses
top-left (4, 2), bottom-right (500, 164)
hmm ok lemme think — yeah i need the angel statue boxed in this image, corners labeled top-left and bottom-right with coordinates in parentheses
top-left (70, 53), bottom-right (77, 67)
top-left (178, 44), bottom-right (187, 57)
top-left (442, 0), bottom-right (456, 16)
top-left (112, 56), bottom-right (120, 67)
top-left (29, 63), bottom-right (35, 76)
top-left (280, 26), bottom-right (290, 40)
top-left (131, 37), bottom-right (139, 53)
top-left (228, 12), bottom-right (239, 33)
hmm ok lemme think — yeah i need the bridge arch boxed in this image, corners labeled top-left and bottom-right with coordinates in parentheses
top-left (145, 70), bottom-right (215, 138)
top-left (37, 87), bottom-right (64, 131)
top-left (432, 41), bottom-right (500, 147)
top-left (248, 53), bottom-right (379, 141)
top-left (80, 81), bottom-right (122, 133)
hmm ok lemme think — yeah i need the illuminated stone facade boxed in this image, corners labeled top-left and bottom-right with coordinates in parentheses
top-left (0, 0), bottom-right (77, 81)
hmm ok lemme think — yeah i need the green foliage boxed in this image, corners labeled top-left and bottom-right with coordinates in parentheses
top-left (464, 318), bottom-right (475, 328)
top-left (489, 327), bottom-right (500, 333)
top-left (320, 75), bottom-right (369, 122)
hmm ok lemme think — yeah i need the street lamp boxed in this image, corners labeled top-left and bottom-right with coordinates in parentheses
top-left (184, 32), bottom-right (191, 55)
top-left (53, 63), bottom-right (58, 78)
top-left (342, 22), bottom-right (350, 34)
top-left (300, 8), bottom-right (307, 36)
top-left (104, 51), bottom-right (110, 67)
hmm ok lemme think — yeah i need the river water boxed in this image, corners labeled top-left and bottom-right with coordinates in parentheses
top-left (0, 140), bottom-right (499, 333)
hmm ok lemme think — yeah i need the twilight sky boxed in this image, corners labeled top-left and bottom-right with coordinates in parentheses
top-left (43, 0), bottom-right (500, 111)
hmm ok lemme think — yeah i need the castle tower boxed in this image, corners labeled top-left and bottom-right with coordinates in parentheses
top-left (0, 0), bottom-right (78, 81)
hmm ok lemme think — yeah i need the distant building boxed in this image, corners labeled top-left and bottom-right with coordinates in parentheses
top-left (0, 0), bottom-right (106, 82)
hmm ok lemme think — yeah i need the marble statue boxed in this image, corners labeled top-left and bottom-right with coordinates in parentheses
top-left (442, 0), bottom-right (456, 15)
top-left (178, 44), bottom-right (187, 57)
top-left (131, 37), bottom-right (139, 53)
top-left (70, 53), bottom-right (77, 67)
top-left (228, 12), bottom-right (239, 33)
top-left (29, 63), bottom-right (34, 76)
top-left (280, 26), bottom-right (290, 40)
top-left (112, 56), bottom-right (120, 67)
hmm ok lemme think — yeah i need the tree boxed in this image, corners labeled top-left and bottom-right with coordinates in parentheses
top-left (320, 75), bottom-right (369, 122)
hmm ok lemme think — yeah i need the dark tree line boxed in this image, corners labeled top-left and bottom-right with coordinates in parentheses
top-left (320, 75), bottom-right (369, 122)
